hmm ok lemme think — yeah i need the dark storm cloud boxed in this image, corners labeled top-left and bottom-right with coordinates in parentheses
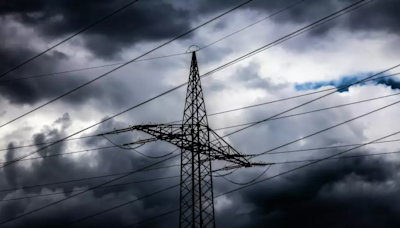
top-left (1, 0), bottom-right (399, 63)
top-left (217, 153), bottom-right (400, 228)
top-left (197, 0), bottom-right (400, 38)
top-left (0, 114), bottom-right (181, 227)
top-left (0, 0), bottom-right (193, 58)
top-left (1, 0), bottom-right (398, 107)
top-left (4, 0), bottom-right (398, 61)
top-left (2, 116), bottom-right (400, 227)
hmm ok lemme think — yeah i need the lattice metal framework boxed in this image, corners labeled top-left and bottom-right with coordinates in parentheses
top-left (99, 52), bottom-right (269, 228)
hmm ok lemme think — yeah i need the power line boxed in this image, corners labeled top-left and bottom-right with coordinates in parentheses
top-left (215, 128), bottom-right (400, 199)
top-left (0, 0), bottom-right (256, 131)
top-left (66, 184), bottom-right (180, 227)
top-left (2, 0), bottom-right (373, 166)
top-left (48, 91), bottom-right (400, 225)
top-left (102, 135), bottom-right (178, 159)
top-left (0, 0), bottom-right (380, 225)
top-left (196, 0), bottom-right (373, 86)
top-left (71, 82), bottom-right (395, 226)
top-left (214, 91), bottom-right (400, 131)
top-left (220, 62), bottom-right (398, 140)
top-left (0, 135), bottom-right (97, 152)
top-left (0, 53), bottom-right (189, 85)
top-left (218, 165), bottom-right (272, 186)
top-left (120, 128), bottom-right (400, 227)
top-left (71, 145), bottom-right (400, 227)
top-left (5, 134), bottom-right (400, 168)
top-left (272, 150), bottom-right (400, 164)
top-left (206, 0), bottom-right (379, 144)
top-left (0, 0), bottom-right (257, 170)
top-left (199, 0), bottom-right (306, 51)
top-left (0, 175), bottom-right (180, 203)
top-left (11, 146), bottom-right (398, 203)
top-left (2, 136), bottom-right (400, 193)
top-left (2, 78), bottom-right (399, 153)
top-left (0, 164), bottom-right (180, 193)
top-left (0, 0), bottom-right (305, 85)
top-left (167, 73), bottom-right (400, 124)
top-left (0, 0), bottom-right (141, 79)
top-left (3, 79), bottom-right (399, 153)
top-left (82, 1), bottom-right (394, 225)
top-left (0, 153), bottom-right (181, 225)
top-left (245, 98), bottom-right (400, 159)
top-left (253, 138), bottom-right (400, 156)
top-left (0, 2), bottom-right (372, 200)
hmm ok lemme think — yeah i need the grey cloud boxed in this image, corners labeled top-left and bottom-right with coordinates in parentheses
top-left (234, 62), bottom-right (288, 91)
top-left (228, 155), bottom-right (400, 228)
top-left (0, 0), bottom-right (193, 59)
top-left (0, 113), bottom-right (181, 227)
top-left (198, 0), bottom-right (400, 39)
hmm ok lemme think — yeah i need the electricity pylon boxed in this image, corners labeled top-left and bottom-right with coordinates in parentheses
top-left (99, 52), bottom-right (269, 227)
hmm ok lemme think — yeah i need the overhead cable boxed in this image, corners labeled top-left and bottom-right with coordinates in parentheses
top-left (120, 124), bottom-right (400, 227)
top-left (0, 0), bottom-right (305, 85)
top-left (0, 0), bottom-right (141, 78)
top-left (0, 0), bottom-right (257, 130)
top-left (0, 153), bottom-right (181, 225)
top-left (2, 80), bottom-right (399, 153)
top-left (0, 175), bottom-right (180, 203)
top-left (0, 0), bottom-right (259, 170)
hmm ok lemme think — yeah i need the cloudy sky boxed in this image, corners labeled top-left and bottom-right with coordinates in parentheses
top-left (1, 0), bottom-right (400, 227)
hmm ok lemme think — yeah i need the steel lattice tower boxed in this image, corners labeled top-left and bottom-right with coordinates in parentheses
top-left (180, 52), bottom-right (215, 227)
top-left (99, 52), bottom-right (269, 228)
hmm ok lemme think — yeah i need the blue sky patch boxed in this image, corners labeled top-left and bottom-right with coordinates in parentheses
top-left (295, 72), bottom-right (400, 92)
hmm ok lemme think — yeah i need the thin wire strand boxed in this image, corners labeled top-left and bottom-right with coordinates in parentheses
top-left (272, 150), bottom-right (400, 164)
top-left (135, 129), bottom-right (400, 227)
top-left (101, 135), bottom-right (176, 159)
top-left (241, 99), bottom-right (400, 160)
top-left (0, 0), bottom-right (304, 85)
top-left (199, 0), bottom-right (306, 50)
top-left (0, 153), bottom-right (181, 225)
top-left (2, 73), bottom-right (399, 153)
top-left (3, 77), bottom-right (399, 153)
top-left (0, 0), bottom-right (368, 175)
top-left (0, 175), bottom-right (180, 203)
top-left (0, 0), bottom-right (257, 170)
top-left (7, 149), bottom-right (400, 203)
top-left (214, 92), bottom-right (400, 131)
top-left (0, 0), bottom-right (141, 79)
top-left (4, 135), bottom-right (400, 167)
top-left (0, 53), bottom-right (189, 84)
top-left (212, 168), bottom-right (240, 177)
top-left (215, 129), bottom-right (400, 198)
top-left (0, 0), bottom-right (257, 130)
top-left (219, 165), bottom-right (272, 186)
top-left (0, 164), bottom-right (180, 193)
top-left (0, 3), bottom-right (372, 208)
top-left (0, 135), bottom-right (97, 152)
top-left (66, 184), bottom-right (180, 226)
top-left (221, 60), bottom-right (398, 140)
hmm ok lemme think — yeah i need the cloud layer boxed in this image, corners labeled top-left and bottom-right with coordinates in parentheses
top-left (1, 0), bottom-right (400, 227)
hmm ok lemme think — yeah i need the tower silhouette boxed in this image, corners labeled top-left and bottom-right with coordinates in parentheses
top-left (100, 52), bottom-right (268, 227)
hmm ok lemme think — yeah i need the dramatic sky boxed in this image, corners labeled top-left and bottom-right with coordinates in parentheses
top-left (1, 0), bottom-right (400, 227)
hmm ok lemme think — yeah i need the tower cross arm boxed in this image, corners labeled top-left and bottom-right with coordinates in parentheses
top-left (97, 123), bottom-right (190, 137)
top-left (207, 129), bottom-right (254, 167)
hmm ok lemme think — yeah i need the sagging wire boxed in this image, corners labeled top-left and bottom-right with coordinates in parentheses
top-left (101, 135), bottom-right (176, 159)
top-left (218, 165), bottom-right (272, 186)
